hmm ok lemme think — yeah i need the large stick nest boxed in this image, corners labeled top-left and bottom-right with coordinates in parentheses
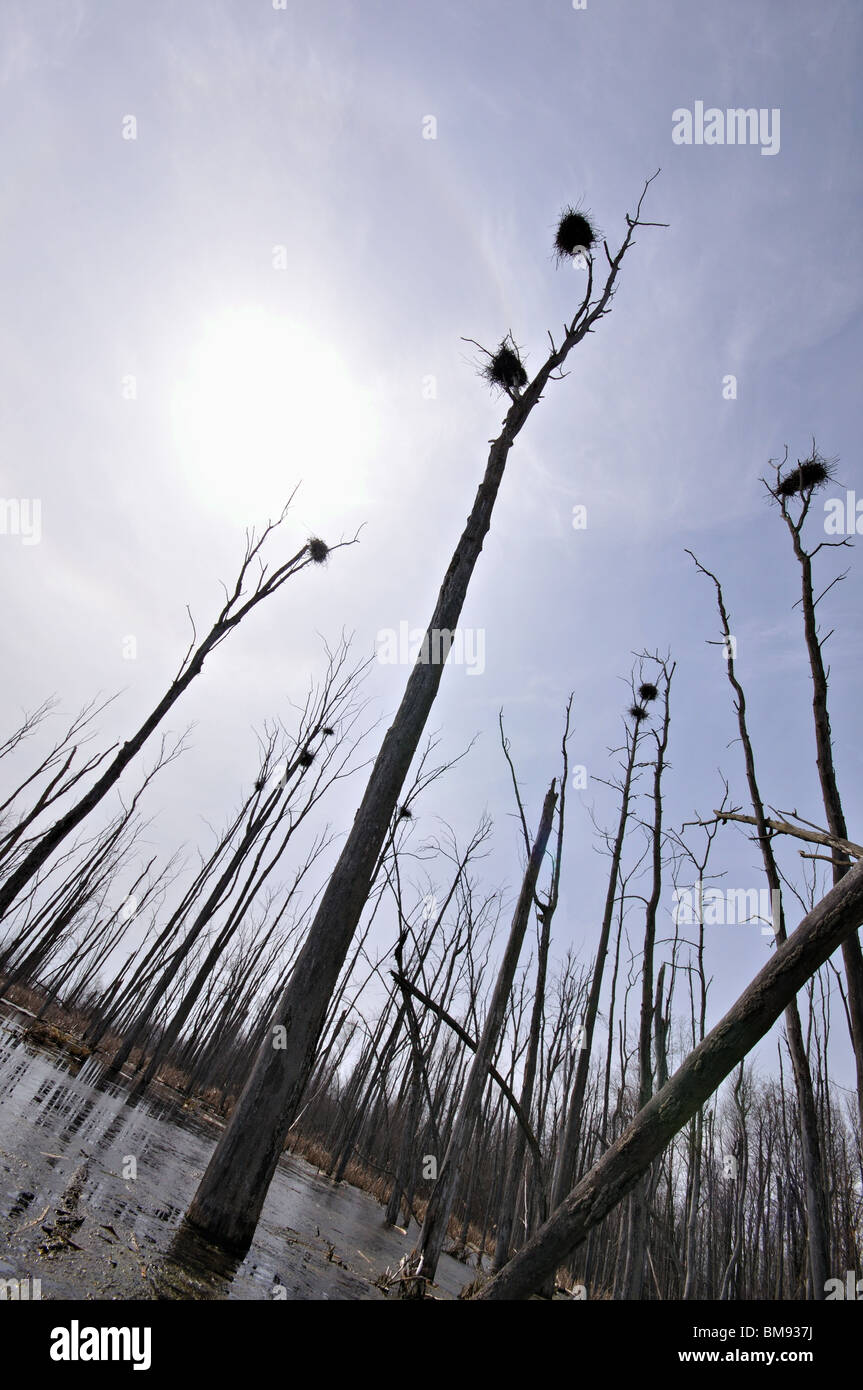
top-left (776, 453), bottom-right (834, 499)
top-left (307, 536), bottom-right (330, 563)
top-left (555, 205), bottom-right (598, 262)
top-left (481, 336), bottom-right (528, 395)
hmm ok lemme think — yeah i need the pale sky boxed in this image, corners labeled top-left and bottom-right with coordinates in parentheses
top-left (1, 0), bottom-right (862, 1087)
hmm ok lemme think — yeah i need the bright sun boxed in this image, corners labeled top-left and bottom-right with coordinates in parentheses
top-left (171, 306), bottom-right (377, 524)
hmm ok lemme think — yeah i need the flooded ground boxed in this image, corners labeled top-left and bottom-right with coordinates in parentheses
top-left (0, 1005), bottom-right (476, 1300)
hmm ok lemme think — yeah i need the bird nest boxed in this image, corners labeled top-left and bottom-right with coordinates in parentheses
top-left (776, 455), bottom-right (834, 499)
top-left (555, 205), bottom-right (598, 262)
top-left (481, 337), bottom-right (528, 395)
top-left (307, 537), bottom-right (330, 563)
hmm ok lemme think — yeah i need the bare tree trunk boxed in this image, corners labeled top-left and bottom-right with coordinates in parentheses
top-left (185, 178), bottom-right (660, 1256)
top-left (718, 1064), bottom-right (750, 1300)
top-left (384, 1054), bottom-right (422, 1228)
top-left (772, 464), bottom-right (863, 1143)
top-left (493, 700), bottom-right (571, 1270)
top-left (688, 552), bottom-right (830, 1298)
top-left (474, 854), bottom-right (863, 1299)
top-left (620, 663), bottom-right (672, 1298)
top-left (548, 713), bottom-right (641, 1214)
top-left (411, 783), bottom-right (557, 1286)
top-left (390, 971), bottom-right (545, 1175)
top-left (0, 517), bottom-right (328, 923)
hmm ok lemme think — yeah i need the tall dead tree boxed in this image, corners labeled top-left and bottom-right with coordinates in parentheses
top-left (493, 700), bottom-right (572, 1270)
top-left (669, 800), bottom-right (726, 1299)
top-left (548, 689), bottom-right (648, 1218)
top-left (108, 647), bottom-right (364, 1089)
top-left (184, 175), bottom-right (665, 1256)
top-left (0, 512), bottom-right (339, 924)
top-left (687, 551), bottom-right (830, 1298)
top-left (620, 658), bottom-right (674, 1298)
top-left (474, 854), bottom-right (863, 1299)
top-left (410, 781), bottom-right (558, 1288)
top-left (0, 696), bottom-right (117, 873)
top-left (767, 447), bottom-right (863, 1143)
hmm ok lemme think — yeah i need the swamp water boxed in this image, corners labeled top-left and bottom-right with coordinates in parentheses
top-left (0, 1008), bottom-right (471, 1300)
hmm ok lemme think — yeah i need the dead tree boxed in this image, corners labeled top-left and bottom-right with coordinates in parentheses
top-left (620, 658), bottom-right (674, 1298)
top-left (718, 1063), bottom-right (751, 1300)
top-left (184, 175), bottom-right (665, 1256)
top-left (493, 700), bottom-right (572, 1270)
top-left (0, 730), bottom-right (187, 986)
top-left (390, 971), bottom-right (545, 1188)
top-left (0, 510), bottom-right (340, 924)
top-left (114, 645), bottom-right (365, 1091)
top-left (473, 853), bottom-right (863, 1299)
top-left (687, 550), bottom-right (830, 1298)
top-left (548, 690), bottom-right (648, 1217)
top-left (410, 781), bottom-right (558, 1287)
top-left (0, 696), bottom-right (118, 872)
top-left (766, 446), bottom-right (863, 1143)
top-left (669, 797), bottom-right (727, 1298)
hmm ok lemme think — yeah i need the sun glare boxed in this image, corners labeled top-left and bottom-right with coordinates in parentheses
top-left (171, 307), bottom-right (377, 522)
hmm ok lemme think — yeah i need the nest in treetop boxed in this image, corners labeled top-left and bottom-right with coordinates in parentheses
top-left (628, 703), bottom-right (648, 723)
top-left (398, 804), bottom-right (413, 820)
top-left (555, 206), bottom-right (598, 262)
top-left (776, 455), bottom-right (834, 499)
top-left (321, 726), bottom-right (335, 737)
top-left (638, 681), bottom-right (659, 703)
top-left (482, 338), bottom-right (528, 395)
top-left (298, 748), bottom-right (315, 768)
top-left (307, 537), bottom-right (329, 563)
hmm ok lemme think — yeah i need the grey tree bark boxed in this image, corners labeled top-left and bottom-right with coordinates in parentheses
top-left (389, 972), bottom-right (544, 1178)
top-left (772, 461), bottom-right (863, 1143)
top-left (687, 551), bottom-right (830, 1298)
top-left (492, 702), bottom-right (571, 1270)
top-left (548, 710), bottom-right (642, 1215)
top-left (620, 662), bottom-right (673, 1299)
top-left (184, 177), bottom-right (662, 1255)
top-left (412, 782), bottom-right (557, 1286)
top-left (474, 853), bottom-right (863, 1299)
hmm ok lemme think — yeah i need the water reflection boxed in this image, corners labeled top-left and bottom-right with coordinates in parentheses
top-left (152, 1221), bottom-right (241, 1300)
